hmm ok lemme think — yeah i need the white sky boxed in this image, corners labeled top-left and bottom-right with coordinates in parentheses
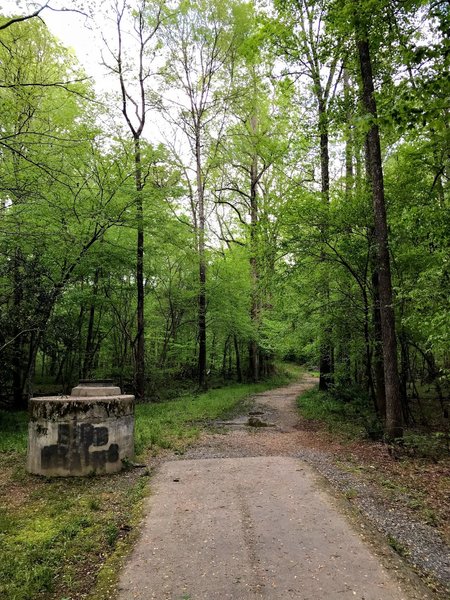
top-left (1, 1), bottom-right (120, 93)
top-left (1, 0), bottom-right (181, 148)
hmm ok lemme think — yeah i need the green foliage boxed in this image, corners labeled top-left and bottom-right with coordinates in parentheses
top-left (0, 411), bottom-right (28, 452)
top-left (387, 535), bottom-right (410, 557)
top-left (401, 431), bottom-right (449, 461)
top-left (0, 0), bottom-right (447, 447)
top-left (297, 387), bottom-right (383, 440)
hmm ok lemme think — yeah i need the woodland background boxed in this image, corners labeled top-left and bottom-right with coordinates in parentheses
top-left (0, 0), bottom-right (448, 441)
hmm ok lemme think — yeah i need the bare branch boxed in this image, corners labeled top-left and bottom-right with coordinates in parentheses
top-left (0, 2), bottom-right (89, 31)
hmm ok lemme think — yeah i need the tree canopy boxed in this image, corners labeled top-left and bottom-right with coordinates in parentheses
top-left (0, 0), bottom-right (448, 439)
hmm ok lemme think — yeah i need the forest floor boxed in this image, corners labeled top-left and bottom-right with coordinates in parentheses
top-left (114, 375), bottom-right (450, 600)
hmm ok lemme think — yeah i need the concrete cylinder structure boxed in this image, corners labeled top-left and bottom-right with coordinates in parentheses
top-left (27, 380), bottom-right (135, 477)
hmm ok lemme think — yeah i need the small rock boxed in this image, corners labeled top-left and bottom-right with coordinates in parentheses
top-left (247, 416), bottom-right (269, 427)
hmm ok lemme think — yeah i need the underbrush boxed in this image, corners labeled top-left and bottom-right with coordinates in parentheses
top-left (298, 386), bottom-right (449, 460)
top-left (297, 386), bottom-right (382, 440)
top-left (298, 388), bottom-right (450, 461)
top-left (0, 366), bottom-right (297, 600)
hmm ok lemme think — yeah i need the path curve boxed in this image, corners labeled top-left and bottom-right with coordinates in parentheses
top-left (117, 377), bottom-right (439, 600)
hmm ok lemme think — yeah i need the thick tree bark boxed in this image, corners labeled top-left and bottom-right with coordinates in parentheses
top-left (356, 32), bottom-right (403, 438)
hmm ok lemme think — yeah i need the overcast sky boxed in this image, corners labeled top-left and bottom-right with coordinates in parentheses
top-left (2, 1), bottom-right (114, 90)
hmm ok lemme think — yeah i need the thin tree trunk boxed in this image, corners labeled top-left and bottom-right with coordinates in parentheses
top-left (83, 268), bottom-right (100, 379)
top-left (362, 288), bottom-right (376, 405)
top-left (12, 248), bottom-right (26, 408)
top-left (356, 30), bottom-right (403, 439)
top-left (249, 114), bottom-right (260, 383)
top-left (372, 271), bottom-right (386, 420)
top-left (399, 330), bottom-right (411, 424)
top-left (134, 136), bottom-right (146, 400)
top-left (318, 101), bottom-right (333, 391)
top-left (23, 331), bottom-right (37, 403)
top-left (234, 334), bottom-right (242, 383)
top-left (344, 68), bottom-right (354, 195)
top-left (196, 130), bottom-right (207, 390)
top-left (222, 335), bottom-right (230, 378)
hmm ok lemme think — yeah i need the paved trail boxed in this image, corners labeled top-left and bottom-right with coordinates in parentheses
top-left (117, 378), bottom-right (418, 600)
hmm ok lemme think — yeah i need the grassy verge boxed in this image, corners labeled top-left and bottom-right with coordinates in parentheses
top-left (135, 369), bottom-right (296, 456)
top-left (297, 387), bottom-right (381, 440)
top-left (0, 367), bottom-right (297, 600)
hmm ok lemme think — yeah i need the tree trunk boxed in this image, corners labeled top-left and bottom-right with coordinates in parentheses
top-left (399, 330), bottom-right (411, 424)
top-left (362, 288), bottom-right (375, 406)
top-left (83, 269), bottom-right (100, 379)
top-left (356, 31), bottom-right (403, 439)
top-left (12, 248), bottom-right (26, 409)
top-left (23, 331), bottom-right (37, 403)
top-left (196, 129), bottom-right (207, 390)
top-left (234, 335), bottom-right (243, 383)
top-left (344, 68), bottom-right (354, 195)
top-left (249, 115), bottom-right (260, 383)
top-left (318, 101), bottom-right (333, 392)
top-left (222, 335), bottom-right (230, 378)
top-left (372, 271), bottom-right (386, 420)
top-left (134, 136), bottom-right (146, 400)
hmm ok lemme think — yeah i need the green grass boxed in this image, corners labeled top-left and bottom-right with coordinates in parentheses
top-left (297, 387), bottom-right (378, 440)
top-left (135, 373), bottom-right (294, 455)
top-left (0, 471), bottom-right (149, 600)
top-left (0, 367), bottom-right (298, 600)
top-left (387, 535), bottom-right (410, 557)
top-left (0, 411), bottom-right (28, 452)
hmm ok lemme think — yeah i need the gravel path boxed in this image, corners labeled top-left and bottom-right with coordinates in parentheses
top-left (179, 376), bottom-right (450, 597)
top-left (119, 456), bottom-right (412, 599)
top-left (118, 376), bottom-right (449, 599)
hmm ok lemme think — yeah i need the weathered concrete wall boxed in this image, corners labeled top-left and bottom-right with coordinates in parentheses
top-left (27, 391), bottom-right (135, 477)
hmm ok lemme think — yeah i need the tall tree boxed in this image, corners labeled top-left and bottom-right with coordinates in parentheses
top-left (272, 0), bottom-right (342, 390)
top-left (102, 0), bottom-right (163, 399)
top-left (215, 60), bottom-right (294, 380)
top-left (352, 3), bottom-right (403, 438)
top-left (160, 0), bottom-right (244, 389)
